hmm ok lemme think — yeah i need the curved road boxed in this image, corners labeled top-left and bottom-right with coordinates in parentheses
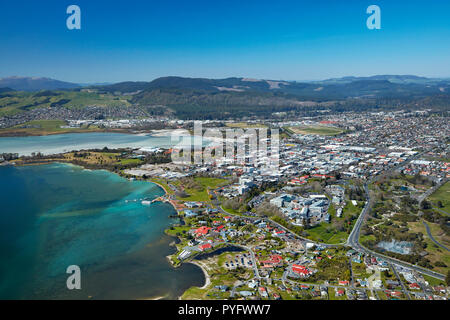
top-left (422, 221), bottom-right (449, 251)
top-left (348, 182), bottom-right (446, 281)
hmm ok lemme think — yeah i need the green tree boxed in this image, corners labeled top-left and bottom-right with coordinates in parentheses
top-left (446, 270), bottom-right (450, 286)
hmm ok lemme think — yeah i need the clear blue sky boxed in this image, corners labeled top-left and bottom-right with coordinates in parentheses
top-left (0, 0), bottom-right (449, 83)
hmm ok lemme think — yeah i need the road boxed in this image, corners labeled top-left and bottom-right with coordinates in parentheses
top-left (212, 154), bottom-right (447, 281)
top-left (390, 263), bottom-right (411, 300)
top-left (278, 277), bottom-right (415, 299)
top-left (346, 153), bottom-right (446, 281)
top-left (432, 206), bottom-right (450, 217)
top-left (416, 178), bottom-right (448, 204)
top-left (422, 221), bottom-right (449, 251)
top-left (228, 242), bottom-right (261, 279)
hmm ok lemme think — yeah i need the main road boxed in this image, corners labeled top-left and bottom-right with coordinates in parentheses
top-left (346, 173), bottom-right (446, 281)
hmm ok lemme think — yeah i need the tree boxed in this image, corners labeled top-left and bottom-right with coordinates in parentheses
top-left (446, 270), bottom-right (450, 286)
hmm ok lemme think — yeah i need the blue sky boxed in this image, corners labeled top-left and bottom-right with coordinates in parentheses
top-left (0, 0), bottom-right (449, 83)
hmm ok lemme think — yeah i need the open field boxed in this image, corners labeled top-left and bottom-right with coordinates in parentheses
top-left (287, 125), bottom-right (344, 136)
top-left (225, 122), bottom-right (267, 129)
top-left (305, 223), bottom-right (348, 244)
top-left (0, 119), bottom-right (110, 136)
top-left (407, 221), bottom-right (450, 274)
top-left (176, 177), bottom-right (228, 202)
top-left (428, 181), bottom-right (450, 213)
top-left (0, 90), bottom-right (131, 117)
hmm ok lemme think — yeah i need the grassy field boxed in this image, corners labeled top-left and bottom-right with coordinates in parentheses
top-left (305, 223), bottom-right (348, 244)
top-left (0, 90), bottom-right (131, 117)
top-left (407, 221), bottom-right (450, 274)
top-left (149, 178), bottom-right (175, 195)
top-left (177, 177), bottom-right (227, 202)
top-left (287, 125), bottom-right (344, 136)
top-left (225, 122), bottom-right (267, 129)
top-left (428, 181), bottom-right (450, 213)
top-left (0, 119), bottom-right (107, 136)
top-left (304, 201), bottom-right (363, 244)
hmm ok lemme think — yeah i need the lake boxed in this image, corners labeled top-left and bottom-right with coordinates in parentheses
top-left (0, 163), bottom-right (204, 299)
top-left (0, 132), bottom-right (198, 156)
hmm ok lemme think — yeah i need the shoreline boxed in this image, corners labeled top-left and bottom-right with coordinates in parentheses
top-left (4, 159), bottom-right (206, 299)
top-left (0, 128), bottom-right (146, 138)
top-left (186, 260), bottom-right (211, 290)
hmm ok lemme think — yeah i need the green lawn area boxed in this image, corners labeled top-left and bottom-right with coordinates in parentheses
top-left (343, 201), bottom-right (364, 217)
top-left (225, 122), bottom-right (267, 129)
top-left (0, 90), bottom-right (131, 118)
top-left (305, 223), bottom-right (348, 244)
top-left (288, 125), bottom-right (344, 136)
top-left (165, 225), bottom-right (191, 237)
top-left (149, 178), bottom-right (175, 195)
top-left (0, 119), bottom-right (104, 135)
top-left (428, 181), bottom-right (450, 213)
top-left (422, 274), bottom-right (446, 286)
top-left (407, 221), bottom-right (450, 274)
top-left (117, 158), bottom-right (143, 165)
top-left (178, 177), bottom-right (227, 202)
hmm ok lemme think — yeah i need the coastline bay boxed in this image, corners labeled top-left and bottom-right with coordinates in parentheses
top-left (0, 163), bottom-right (204, 299)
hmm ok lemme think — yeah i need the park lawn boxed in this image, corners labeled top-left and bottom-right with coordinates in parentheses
top-left (352, 262), bottom-right (372, 280)
top-left (225, 122), bottom-right (267, 129)
top-left (62, 151), bottom-right (124, 165)
top-left (0, 119), bottom-right (105, 136)
top-left (407, 221), bottom-right (450, 274)
top-left (360, 234), bottom-right (376, 245)
top-left (422, 274), bottom-right (446, 286)
top-left (305, 223), bottom-right (348, 244)
top-left (343, 200), bottom-right (364, 217)
top-left (288, 125), bottom-right (344, 136)
top-left (149, 178), bottom-right (175, 195)
top-left (428, 181), bottom-right (450, 213)
top-left (179, 177), bottom-right (227, 202)
top-left (165, 225), bottom-right (192, 237)
top-left (117, 158), bottom-right (143, 165)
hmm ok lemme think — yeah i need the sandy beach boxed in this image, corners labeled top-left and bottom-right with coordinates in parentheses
top-left (186, 261), bottom-right (211, 290)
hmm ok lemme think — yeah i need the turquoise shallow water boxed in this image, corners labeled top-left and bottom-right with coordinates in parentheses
top-left (0, 132), bottom-right (181, 156)
top-left (0, 163), bottom-right (203, 299)
top-left (0, 131), bottom-right (210, 156)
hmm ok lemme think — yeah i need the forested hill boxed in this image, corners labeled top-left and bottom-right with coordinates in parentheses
top-left (1, 75), bottom-right (449, 120)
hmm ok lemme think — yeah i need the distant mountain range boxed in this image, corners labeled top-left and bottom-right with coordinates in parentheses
top-left (1, 74), bottom-right (449, 97)
top-left (315, 75), bottom-right (439, 84)
top-left (1, 75), bottom-right (449, 120)
top-left (88, 75), bottom-right (450, 100)
top-left (0, 77), bottom-right (80, 91)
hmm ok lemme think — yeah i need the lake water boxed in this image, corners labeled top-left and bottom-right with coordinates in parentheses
top-left (0, 132), bottom-right (198, 156)
top-left (0, 163), bottom-right (204, 299)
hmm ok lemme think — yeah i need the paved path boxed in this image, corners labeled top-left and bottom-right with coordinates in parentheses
top-left (390, 263), bottom-right (411, 300)
top-left (422, 221), bottom-right (449, 251)
top-left (432, 206), bottom-right (450, 217)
